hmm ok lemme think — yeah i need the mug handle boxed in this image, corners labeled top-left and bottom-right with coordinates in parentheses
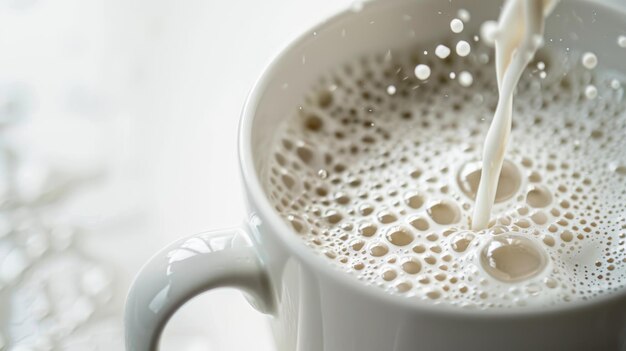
top-left (124, 226), bottom-right (275, 350)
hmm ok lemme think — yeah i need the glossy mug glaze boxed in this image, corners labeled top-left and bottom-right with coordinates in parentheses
top-left (124, 0), bottom-right (626, 350)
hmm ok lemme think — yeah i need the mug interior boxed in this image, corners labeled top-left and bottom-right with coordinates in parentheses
top-left (241, 0), bottom-right (626, 314)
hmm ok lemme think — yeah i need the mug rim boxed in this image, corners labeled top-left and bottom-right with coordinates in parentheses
top-left (238, 0), bottom-right (626, 318)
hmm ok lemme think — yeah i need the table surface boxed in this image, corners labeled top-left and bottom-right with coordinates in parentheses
top-left (0, 0), bottom-right (350, 349)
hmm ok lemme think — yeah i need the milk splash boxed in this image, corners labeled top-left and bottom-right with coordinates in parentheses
top-left (472, 0), bottom-right (560, 230)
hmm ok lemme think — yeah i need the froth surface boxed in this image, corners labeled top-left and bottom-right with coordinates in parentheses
top-left (263, 40), bottom-right (626, 309)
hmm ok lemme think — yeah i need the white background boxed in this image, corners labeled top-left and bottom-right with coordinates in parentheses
top-left (0, 0), bottom-right (350, 350)
top-left (151, 1), bottom-right (353, 349)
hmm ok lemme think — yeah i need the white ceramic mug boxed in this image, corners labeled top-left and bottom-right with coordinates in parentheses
top-left (124, 0), bottom-right (626, 349)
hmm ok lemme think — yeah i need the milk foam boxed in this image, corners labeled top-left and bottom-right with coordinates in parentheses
top-left (264, 40), bottom-right (626, 309)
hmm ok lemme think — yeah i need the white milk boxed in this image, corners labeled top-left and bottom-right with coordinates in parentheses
top-left (264, 1), bottom-right (626, 309)
top-left (472, 0), bottom-right (559, 230)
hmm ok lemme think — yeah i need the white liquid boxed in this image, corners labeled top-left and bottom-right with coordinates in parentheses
top-left (265, 1), bottom-right (626, 309)
top-left (458, 71), bottom-right (473, 87)
top-left (472, 0), bottom-right (559, 230)
top-left (435, 45), bottom-right (451, 59)
top-left (450, 18), bottom-right (464, 34)
top-left (585, 85), bottom-right (598, 99)
top-left (456, 40), bottom-right (471, 57)
top-left (414, 64), bottom-right (431, 80)
top-left (457, 9), bottom-right (471, 23)
top-left (582, 52), bottom-right (598, 70)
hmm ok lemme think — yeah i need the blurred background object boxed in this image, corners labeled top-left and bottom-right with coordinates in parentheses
top-left (0, 0), bottom-right (349, 349)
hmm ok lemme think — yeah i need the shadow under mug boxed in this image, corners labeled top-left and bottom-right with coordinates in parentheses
top-left (125, 0), bottom-right (626, 350)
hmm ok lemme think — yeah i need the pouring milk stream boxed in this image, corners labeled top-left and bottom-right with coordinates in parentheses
top-left (472, 0), bottom-right (560, 230)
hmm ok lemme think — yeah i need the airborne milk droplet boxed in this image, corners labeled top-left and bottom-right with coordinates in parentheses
top-left (457, 9), bottom-right (471, 22)
top-left (611, 79), bottom-right (621, 90)
top-left (585, 85), bottom-right (598, 99)
top-left (435, 45), bottom-right (451, 59)
top-left (581, 52), bottom-right (598, 69)
top-left (450, 18), bottom-right (464, 33)
top-left (480, 21), bottom-right (499, 46)
top-left (414, 64), bottom-right (431, 80)
top-left (458, 71), bottom-right (473, 87)
top-left (456, 40), bottom-right (471, 57)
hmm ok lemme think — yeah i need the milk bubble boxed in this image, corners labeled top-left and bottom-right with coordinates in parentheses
top-left (427, 201), bottom-right (460, 225)
top-left (458, 160), bottom-right (521, 202)
top-left (480, 234), bottom-right (547, 283)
